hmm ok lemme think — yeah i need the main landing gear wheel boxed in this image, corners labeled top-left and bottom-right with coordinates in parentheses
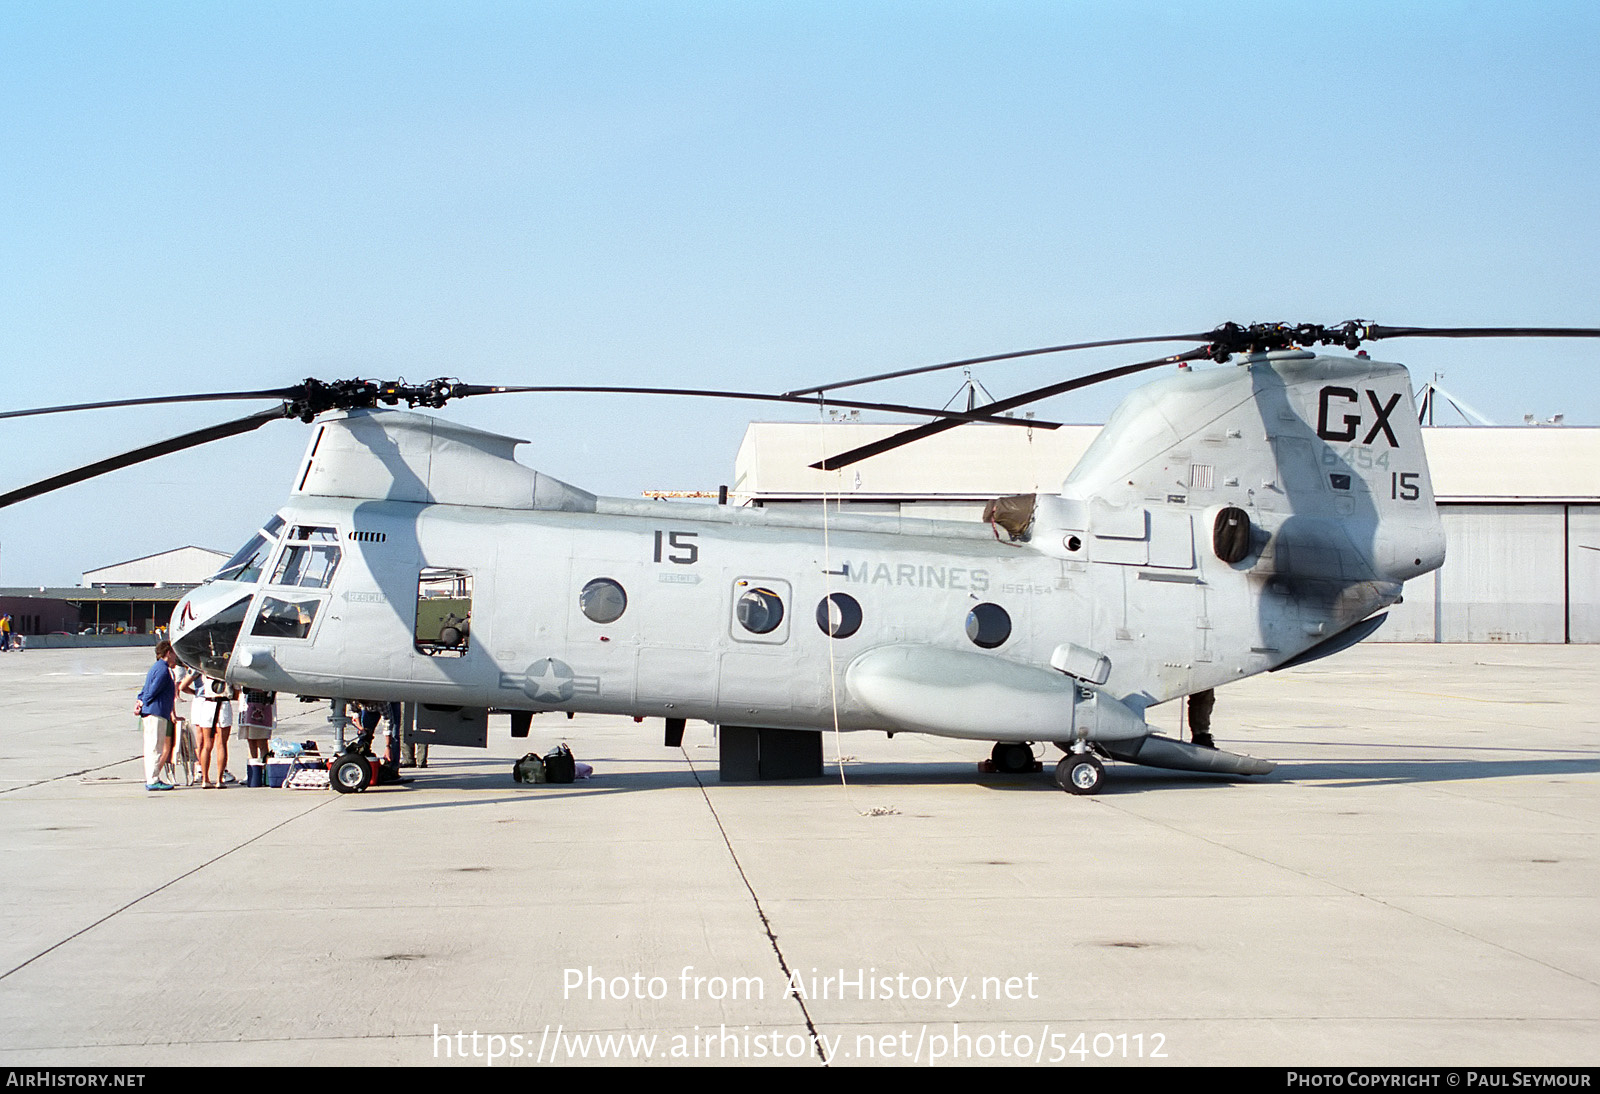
top-left (331, 754), bottom-right (372, 794)
top-left (1055, 753), bottom-right (1105, 795)
top-left (990, 741), bottom-right (1034, 774)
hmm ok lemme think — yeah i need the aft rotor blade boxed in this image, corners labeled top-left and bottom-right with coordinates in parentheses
top-left (809, 347), bottom-right (1210, 471)
top-left (785, 332), bottom-right (1211, 398)
top-left (1359, 325), bottom-right (1600, 342)
top-left (0, 408), bottom-right (284, 509)
top-left (481, 384), bottom-right (1062, 429)
top-left (0, 388), bottom-right (298, 422)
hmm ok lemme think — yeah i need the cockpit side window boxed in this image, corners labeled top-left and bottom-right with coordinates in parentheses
top-left (268, 525), bottom-right (341, 589)
top-left (289, 525), bottom-right (339, 542)
top-left (271, 544), bottom-right (340, 588)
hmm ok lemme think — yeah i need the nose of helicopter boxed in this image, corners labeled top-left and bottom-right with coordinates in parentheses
top-left (170, 585), bottom-right (255, 679)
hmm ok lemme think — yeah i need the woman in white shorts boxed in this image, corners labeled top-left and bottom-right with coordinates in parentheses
top-left (188, 673), bottom-right (238, 788)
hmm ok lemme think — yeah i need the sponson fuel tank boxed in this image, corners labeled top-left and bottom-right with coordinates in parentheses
top-left (844, 645), bottom-right (1146, 742)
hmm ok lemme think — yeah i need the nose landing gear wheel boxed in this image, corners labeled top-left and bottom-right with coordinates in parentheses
top-left (331, 755), bottom-right (373, 794)
top-left (1055, 753), bottom-right (1104, 795)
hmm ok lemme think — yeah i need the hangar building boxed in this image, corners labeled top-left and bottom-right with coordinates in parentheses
top-left (83, 546), bottom-right (229, 589)
top-left (732, 422), bottom-right (1600, 644)
top-left (0, 546), bottom-right (227, 644)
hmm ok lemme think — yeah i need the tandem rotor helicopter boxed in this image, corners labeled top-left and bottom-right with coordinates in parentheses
top-left (6, 320), bottom-right (1598, 794)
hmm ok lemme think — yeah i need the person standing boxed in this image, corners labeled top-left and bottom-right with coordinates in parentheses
top-left (135, 642), bottom-right (180, 791)
top-left (191, 674), bottom-right (238, 788)
top-left (398, 704), bottom-right (426, 768)
top-left (240, 688), bottom-right (276, 776)
top-left (384, 702), bottom-right (402, 770)
top-left (1, 613), bottom-right (11, 652)
top-left (1188, 689), bottom-right (1217, 749)
top-left (163, 655), bottom-right (195, 786)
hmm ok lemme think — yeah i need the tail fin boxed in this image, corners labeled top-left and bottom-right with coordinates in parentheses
top-left (1043, 349), bottom-right (1445, 700)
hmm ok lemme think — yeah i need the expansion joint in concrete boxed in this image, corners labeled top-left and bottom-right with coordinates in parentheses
top-left (0, 795), bottom-right (338, 983)
top-left (681, 747), bottom-right (829, 1066)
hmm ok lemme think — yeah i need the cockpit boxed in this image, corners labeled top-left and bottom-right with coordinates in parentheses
top-left (172, 515), bottom-right (345, 678)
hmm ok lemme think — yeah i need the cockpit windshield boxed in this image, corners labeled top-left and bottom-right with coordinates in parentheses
top-left (214, 515), bottom-right (285, 583)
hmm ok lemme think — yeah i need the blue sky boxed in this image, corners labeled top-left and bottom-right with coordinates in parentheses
top-left (3, 1), bottom-right (1597, 584)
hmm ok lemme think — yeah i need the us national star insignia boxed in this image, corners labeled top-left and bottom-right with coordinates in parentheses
top-left (519, 658), bottom-right (600, 704)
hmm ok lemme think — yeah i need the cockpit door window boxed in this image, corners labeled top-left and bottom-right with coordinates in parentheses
top-left (250, 596), bottom-right (322, 640)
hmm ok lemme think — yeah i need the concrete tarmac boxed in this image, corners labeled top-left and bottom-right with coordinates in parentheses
top-left (0, 644), bottom-right (1596, 1067)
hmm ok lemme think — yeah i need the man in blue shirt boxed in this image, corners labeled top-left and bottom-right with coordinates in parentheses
top-left (136, 641), bottom-right (180, 791)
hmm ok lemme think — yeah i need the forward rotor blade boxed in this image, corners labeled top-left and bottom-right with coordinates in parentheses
top-left (481, 384), bottom-right (1062, 429)
top-left (0, 388), bottom-right (298, 421)
top-left (809, 348), bottom-right (1210, 471)
top-left (785, 332), bottom-right (1211, 398)
top-left (0, 408), bottom-right (284, 509)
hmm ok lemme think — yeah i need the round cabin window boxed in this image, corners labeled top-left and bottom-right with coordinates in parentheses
top-left (816, 593), bottom-right (863, 639)
top-left (736, 587), bottom-right (785, 635)
top-left (579, 578), bottom-right (628, 624)
top-left (965, 602), bottom-right (1012, 649)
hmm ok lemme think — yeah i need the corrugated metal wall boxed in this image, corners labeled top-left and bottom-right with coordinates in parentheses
top-left (1566, 506), bottom-right (1600, 643)
top-left (1377, 504), bottom-right (1600, 643)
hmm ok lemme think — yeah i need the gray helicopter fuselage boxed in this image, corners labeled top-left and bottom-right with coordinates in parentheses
top-left (171, 349), bottom-right (1445, 751)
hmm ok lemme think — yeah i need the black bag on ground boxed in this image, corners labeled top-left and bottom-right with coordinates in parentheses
top-left (543, 743), bottom-right (576, 784)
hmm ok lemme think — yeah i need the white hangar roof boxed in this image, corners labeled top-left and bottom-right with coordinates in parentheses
top-left (733, 423), bottom-right (1600, 504)
top-left (83, 545), bottom-right (229, 587)
top-left (1416, 428), bottom-right (1600, 502)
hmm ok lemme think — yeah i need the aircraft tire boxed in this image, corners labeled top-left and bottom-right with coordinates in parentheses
top-left (1055, 754), bottom-right (1104, 796)
top-left (331, 755), bottom-right (372, 794)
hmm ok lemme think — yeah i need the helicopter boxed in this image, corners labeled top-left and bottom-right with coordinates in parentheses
top-left (5, 321), bottom-right (1597, 794)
